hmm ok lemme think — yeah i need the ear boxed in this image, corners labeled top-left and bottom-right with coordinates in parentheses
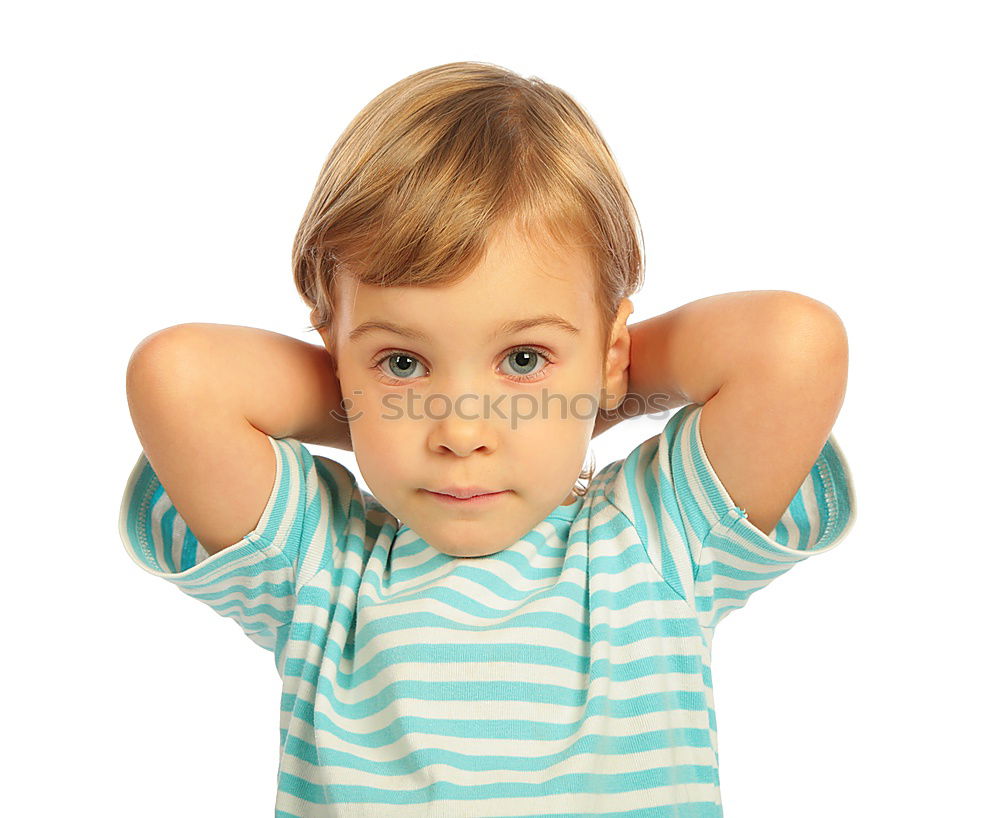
top-left (602, 298), bottom-right (634, 411)
top-left (311, 306), bottom-right (328, 345)
top-left (312, 311), bottom-right (339, 374)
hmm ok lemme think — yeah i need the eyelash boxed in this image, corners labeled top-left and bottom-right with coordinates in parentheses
top-left (372, 345), bottom-right (554, 384)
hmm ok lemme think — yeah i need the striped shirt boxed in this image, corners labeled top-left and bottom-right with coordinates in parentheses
top-left (118, 401), bottom-right (857, 817)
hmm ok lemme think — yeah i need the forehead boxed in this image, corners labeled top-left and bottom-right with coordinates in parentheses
top-left (337, 228), bottom-right (596, 341)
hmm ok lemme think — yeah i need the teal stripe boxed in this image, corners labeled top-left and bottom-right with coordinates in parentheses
top-left (277, 763), bottom-right (720, 807)
top-left (296, 681), bottom-right (709, 737)
top-left (281, 728), bottom-right (715, 774)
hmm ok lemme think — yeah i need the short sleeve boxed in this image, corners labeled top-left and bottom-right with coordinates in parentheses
top-left (117, 435), bottom-right (355, 653)
top-left (603, 402), bottom-right (857, 632)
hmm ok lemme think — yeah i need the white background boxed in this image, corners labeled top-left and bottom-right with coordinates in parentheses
top-left (4, 1), bottom-right (997, 815)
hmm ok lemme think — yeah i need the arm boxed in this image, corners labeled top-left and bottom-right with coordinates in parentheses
top-left (125, 323), bottom-right (351, 555)
top-left (598, 290), bottom-right (849, 535)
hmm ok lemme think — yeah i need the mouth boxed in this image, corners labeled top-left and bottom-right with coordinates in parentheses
top-left (421, 489), bottom-right (511, 507)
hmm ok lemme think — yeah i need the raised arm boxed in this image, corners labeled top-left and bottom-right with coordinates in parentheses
top-left (595, 290), bottom-right (849, 535)
top-left (124, 323), bottom-right (350, 555)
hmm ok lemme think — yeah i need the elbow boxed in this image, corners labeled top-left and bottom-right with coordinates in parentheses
top-left (752, 294), bottom-right (849, 380)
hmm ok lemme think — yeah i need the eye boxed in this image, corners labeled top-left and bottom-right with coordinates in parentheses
top-left (375, 352), bottom-right (428, 381)
top-left (372, 346), bottom-right (554, 384)
top-left (500, 346), bottom-right (553, 382)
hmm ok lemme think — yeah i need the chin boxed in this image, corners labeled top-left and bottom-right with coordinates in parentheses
top-left (459, 547), bottom-right (508, 558)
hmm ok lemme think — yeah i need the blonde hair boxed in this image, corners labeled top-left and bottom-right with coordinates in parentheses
top-left (292, 61), bottom-right (645, 497)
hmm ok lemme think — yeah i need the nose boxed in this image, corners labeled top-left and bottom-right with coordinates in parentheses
top-left (425, 391), bottom-right (499, 457)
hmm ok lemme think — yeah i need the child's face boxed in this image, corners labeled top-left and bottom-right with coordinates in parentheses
top-left (322, 225), bottom-right (631, 558)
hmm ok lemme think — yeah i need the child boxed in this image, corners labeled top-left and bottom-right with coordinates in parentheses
top-left (119, 61), bottom-right (856, 817)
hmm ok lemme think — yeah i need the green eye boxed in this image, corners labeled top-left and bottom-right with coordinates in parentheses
top-left (382, 353), bottom-right (426, 380)
top-left (505, 349), bottom-right (542, 378)
top-left (373, 346), bottom-right (553, 384)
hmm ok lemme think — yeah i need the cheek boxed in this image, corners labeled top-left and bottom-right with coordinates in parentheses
top-left (354, 412), bottom-right (407, 457)
top-left (513, 418), bottom-right (589, 468)
top-left (352, 421), bottom-right (416, 498)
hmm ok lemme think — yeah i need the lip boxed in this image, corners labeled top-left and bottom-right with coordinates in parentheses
top-left (422, 489), bottom-right (511, 506)
top-left (429, 486), bottom-right (503, 499)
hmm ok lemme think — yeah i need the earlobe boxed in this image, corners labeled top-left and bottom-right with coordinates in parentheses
top-left (601, 300), bottom-right (634, 410)
top-left (315, 324), bottom-right (340, 377)
top-left (601, 345), bottom-right (629, 411)
top-left (317, 324), bottom-right (333, 354)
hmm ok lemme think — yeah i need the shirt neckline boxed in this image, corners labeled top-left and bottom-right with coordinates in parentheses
top-left (547, 495), bottom-right (585, 520)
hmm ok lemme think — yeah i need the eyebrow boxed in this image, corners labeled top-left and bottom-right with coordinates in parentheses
top-left (348, 314), bottom-right (581, 344)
